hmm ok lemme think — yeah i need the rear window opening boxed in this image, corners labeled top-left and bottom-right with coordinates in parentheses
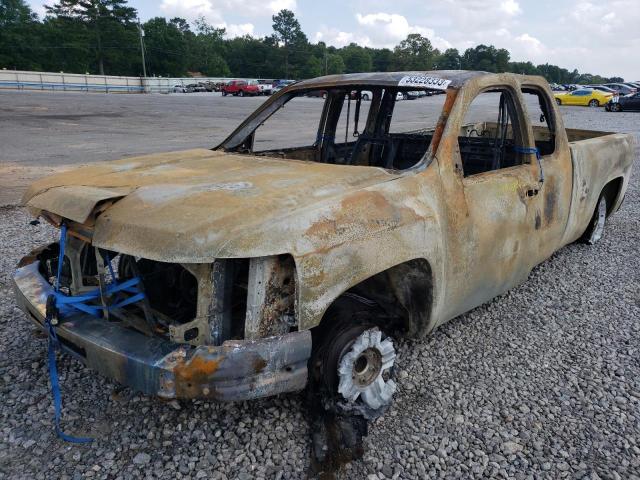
top-left (458, 89), bottom-right (527, 177)
top-left (228, 86), bottom-right (447, 171)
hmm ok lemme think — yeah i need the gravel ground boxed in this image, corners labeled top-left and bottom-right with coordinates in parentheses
top-left (0, 96), bottom-right (639, 479)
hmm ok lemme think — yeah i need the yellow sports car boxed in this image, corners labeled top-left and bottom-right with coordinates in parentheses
top-left (554, 88), bottom-right (613, 107)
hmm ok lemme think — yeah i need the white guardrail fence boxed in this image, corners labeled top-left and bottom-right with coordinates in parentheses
top-left (0, 69), bottom-right (244, 94)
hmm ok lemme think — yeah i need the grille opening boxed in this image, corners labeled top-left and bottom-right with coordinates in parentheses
top-left (228, 258), bottom-right (250, 340)
top-left (118, 256), bottom-right (197, 325)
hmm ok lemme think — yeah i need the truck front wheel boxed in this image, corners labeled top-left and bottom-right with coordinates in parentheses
top-left (580, 195), bottom-right (607, 245)
top-left (309, 298), bottom-right (397, 418)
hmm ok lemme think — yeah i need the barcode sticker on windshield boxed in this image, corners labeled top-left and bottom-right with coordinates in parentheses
top-left (398, 75), bottom-right (451, 89)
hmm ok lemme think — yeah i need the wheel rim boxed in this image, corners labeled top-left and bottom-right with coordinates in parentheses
top-left (337, 328), bottom-right (396, 410)
top-left (589, 100), bottom-right (598, 107)
top-left (588, 197), bottom-right (607, 244)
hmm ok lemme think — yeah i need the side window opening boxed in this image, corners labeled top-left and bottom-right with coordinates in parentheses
top-left (251, 90), bottom-right (326, 156)
top-left (231, 86), bottom-right (446, 171)
top-left (521, 87), bottom-right (556, 156)
top-left (458, 89), bottom-right (526, 177)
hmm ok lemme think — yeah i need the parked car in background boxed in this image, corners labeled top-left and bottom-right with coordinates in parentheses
top-left (603, 83), bottom-right (636, 96)
top-left (272, 80), bottom-right (296, 94)
top-left (199, 81), bottom-right (216, 92)
top-left (257, 80), bottom-right (273, 95)
top-left (588, 85), bottom-right (617, 95)
top-left (186, 83), bottom-right (207, 93)
top-left (606, 92), bottom-right (640, 112)
top-left (621, 82), bottom-right (640, 91)
top-left (222, 80), bottom-right (261, 97)
top-left (173, 84), bottom-right (192, 93)
top-left (554, 88), bottom-right (613, 107)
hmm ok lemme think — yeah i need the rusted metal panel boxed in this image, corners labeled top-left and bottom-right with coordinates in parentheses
top-left (245, 256), bottom-right (296, 340)
top-left (562, 133), bottom-right (634, 243)
top-left (26, 185), bottom-right (132, 224)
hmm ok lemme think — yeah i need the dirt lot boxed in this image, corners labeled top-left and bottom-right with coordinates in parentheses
top-left (0, 90), bottom-right (639, 480)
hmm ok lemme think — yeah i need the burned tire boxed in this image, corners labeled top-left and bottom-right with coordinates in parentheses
top-left (589, 99), bottom-right (599, 107)
top-left (309, 297), bottom-right (396, 418)
top-left (580, 195), bottom-right (607, 245)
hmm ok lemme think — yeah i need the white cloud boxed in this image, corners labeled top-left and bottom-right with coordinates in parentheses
top-left (159, 0), bottom-right (296, 27)
top-left (268, 0), bottom-right (296, 12)
top-left (222, 23), bottom-right (255, 38)
top-left (160, 0), bottom-right (223, 24)
top-left (500, 0), bottom-right (522, 15)
top-left (314, 28), bottom-right (370, 48)
top-left (347, 12), bottom-right (451, 50)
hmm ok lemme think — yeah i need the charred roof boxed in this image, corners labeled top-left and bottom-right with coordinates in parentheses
top-left (291, 70), bottom-right (490, 91)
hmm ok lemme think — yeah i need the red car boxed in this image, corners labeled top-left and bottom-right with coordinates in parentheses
top-left (222, 80), bottom-right (261, 97)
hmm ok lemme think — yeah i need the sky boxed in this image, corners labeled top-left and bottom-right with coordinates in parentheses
top-left (28, 0), bottom-right (640, 80)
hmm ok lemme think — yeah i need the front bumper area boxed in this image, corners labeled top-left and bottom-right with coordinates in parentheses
top-left (13, 261), bottom-right (311, 401)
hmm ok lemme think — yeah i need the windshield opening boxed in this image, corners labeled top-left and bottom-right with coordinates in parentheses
top-left (222, 86), bottom-right (447, 171)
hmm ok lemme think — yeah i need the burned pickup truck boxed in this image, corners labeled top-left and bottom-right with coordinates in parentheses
top-left (14, 71), bottom-right (634, 418)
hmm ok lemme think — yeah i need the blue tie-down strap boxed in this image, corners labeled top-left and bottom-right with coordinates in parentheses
top-left (45, 311), bottom-right (93, 443)
top-left (44, 224), bottom-right (146, 443)
top-left (514, 146), bottom-right (545, 184)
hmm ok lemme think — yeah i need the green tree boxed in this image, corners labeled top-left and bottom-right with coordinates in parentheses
top-left (437, 48), bottom-right (461, 70)
top-left (393, 33), bottom-right (437, 70)
top-left (190, 16), bottom-right (228, 76)
top-left (300, 55), bottom-right (322, 78)
top-left (508, 61), bottom-right (537, 75)
top-left (142, 17), bottom-right (189, 76)
top-left (46, 0), bottom-right (138, 75)
top-left (461, 44), bottom-right (510, 73)
top-left (370, 48), bottom-right (394, 72)
top-left (326, 53), bottom-right (345, 74)
top-left (0, 0), bottom-right (42, 70)
top-left (271, 9), bottom-right (304, 79)
top-left (339, 43), bottom-right (372, 73)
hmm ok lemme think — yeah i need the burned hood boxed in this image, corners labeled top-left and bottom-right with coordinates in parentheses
top-left (24, 149), bottom-right (404, 262)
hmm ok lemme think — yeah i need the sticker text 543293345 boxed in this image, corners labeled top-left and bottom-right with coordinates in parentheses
top-left (398, 76), bottom-right (451, 90)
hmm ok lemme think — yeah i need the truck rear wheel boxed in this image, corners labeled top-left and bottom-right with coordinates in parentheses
top-left (580, 195), bottom-right (607, 245)
top-left (309, 297), bottom-right (397, 418)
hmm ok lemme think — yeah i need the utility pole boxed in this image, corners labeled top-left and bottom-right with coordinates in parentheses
top-left (138, 20), bottom-right (147, 78)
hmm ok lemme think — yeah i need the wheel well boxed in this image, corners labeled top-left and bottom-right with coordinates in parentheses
top-left (326, 258), bottom-right (434, 337)
top-left (602, 177), bottom-right (623, 216)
